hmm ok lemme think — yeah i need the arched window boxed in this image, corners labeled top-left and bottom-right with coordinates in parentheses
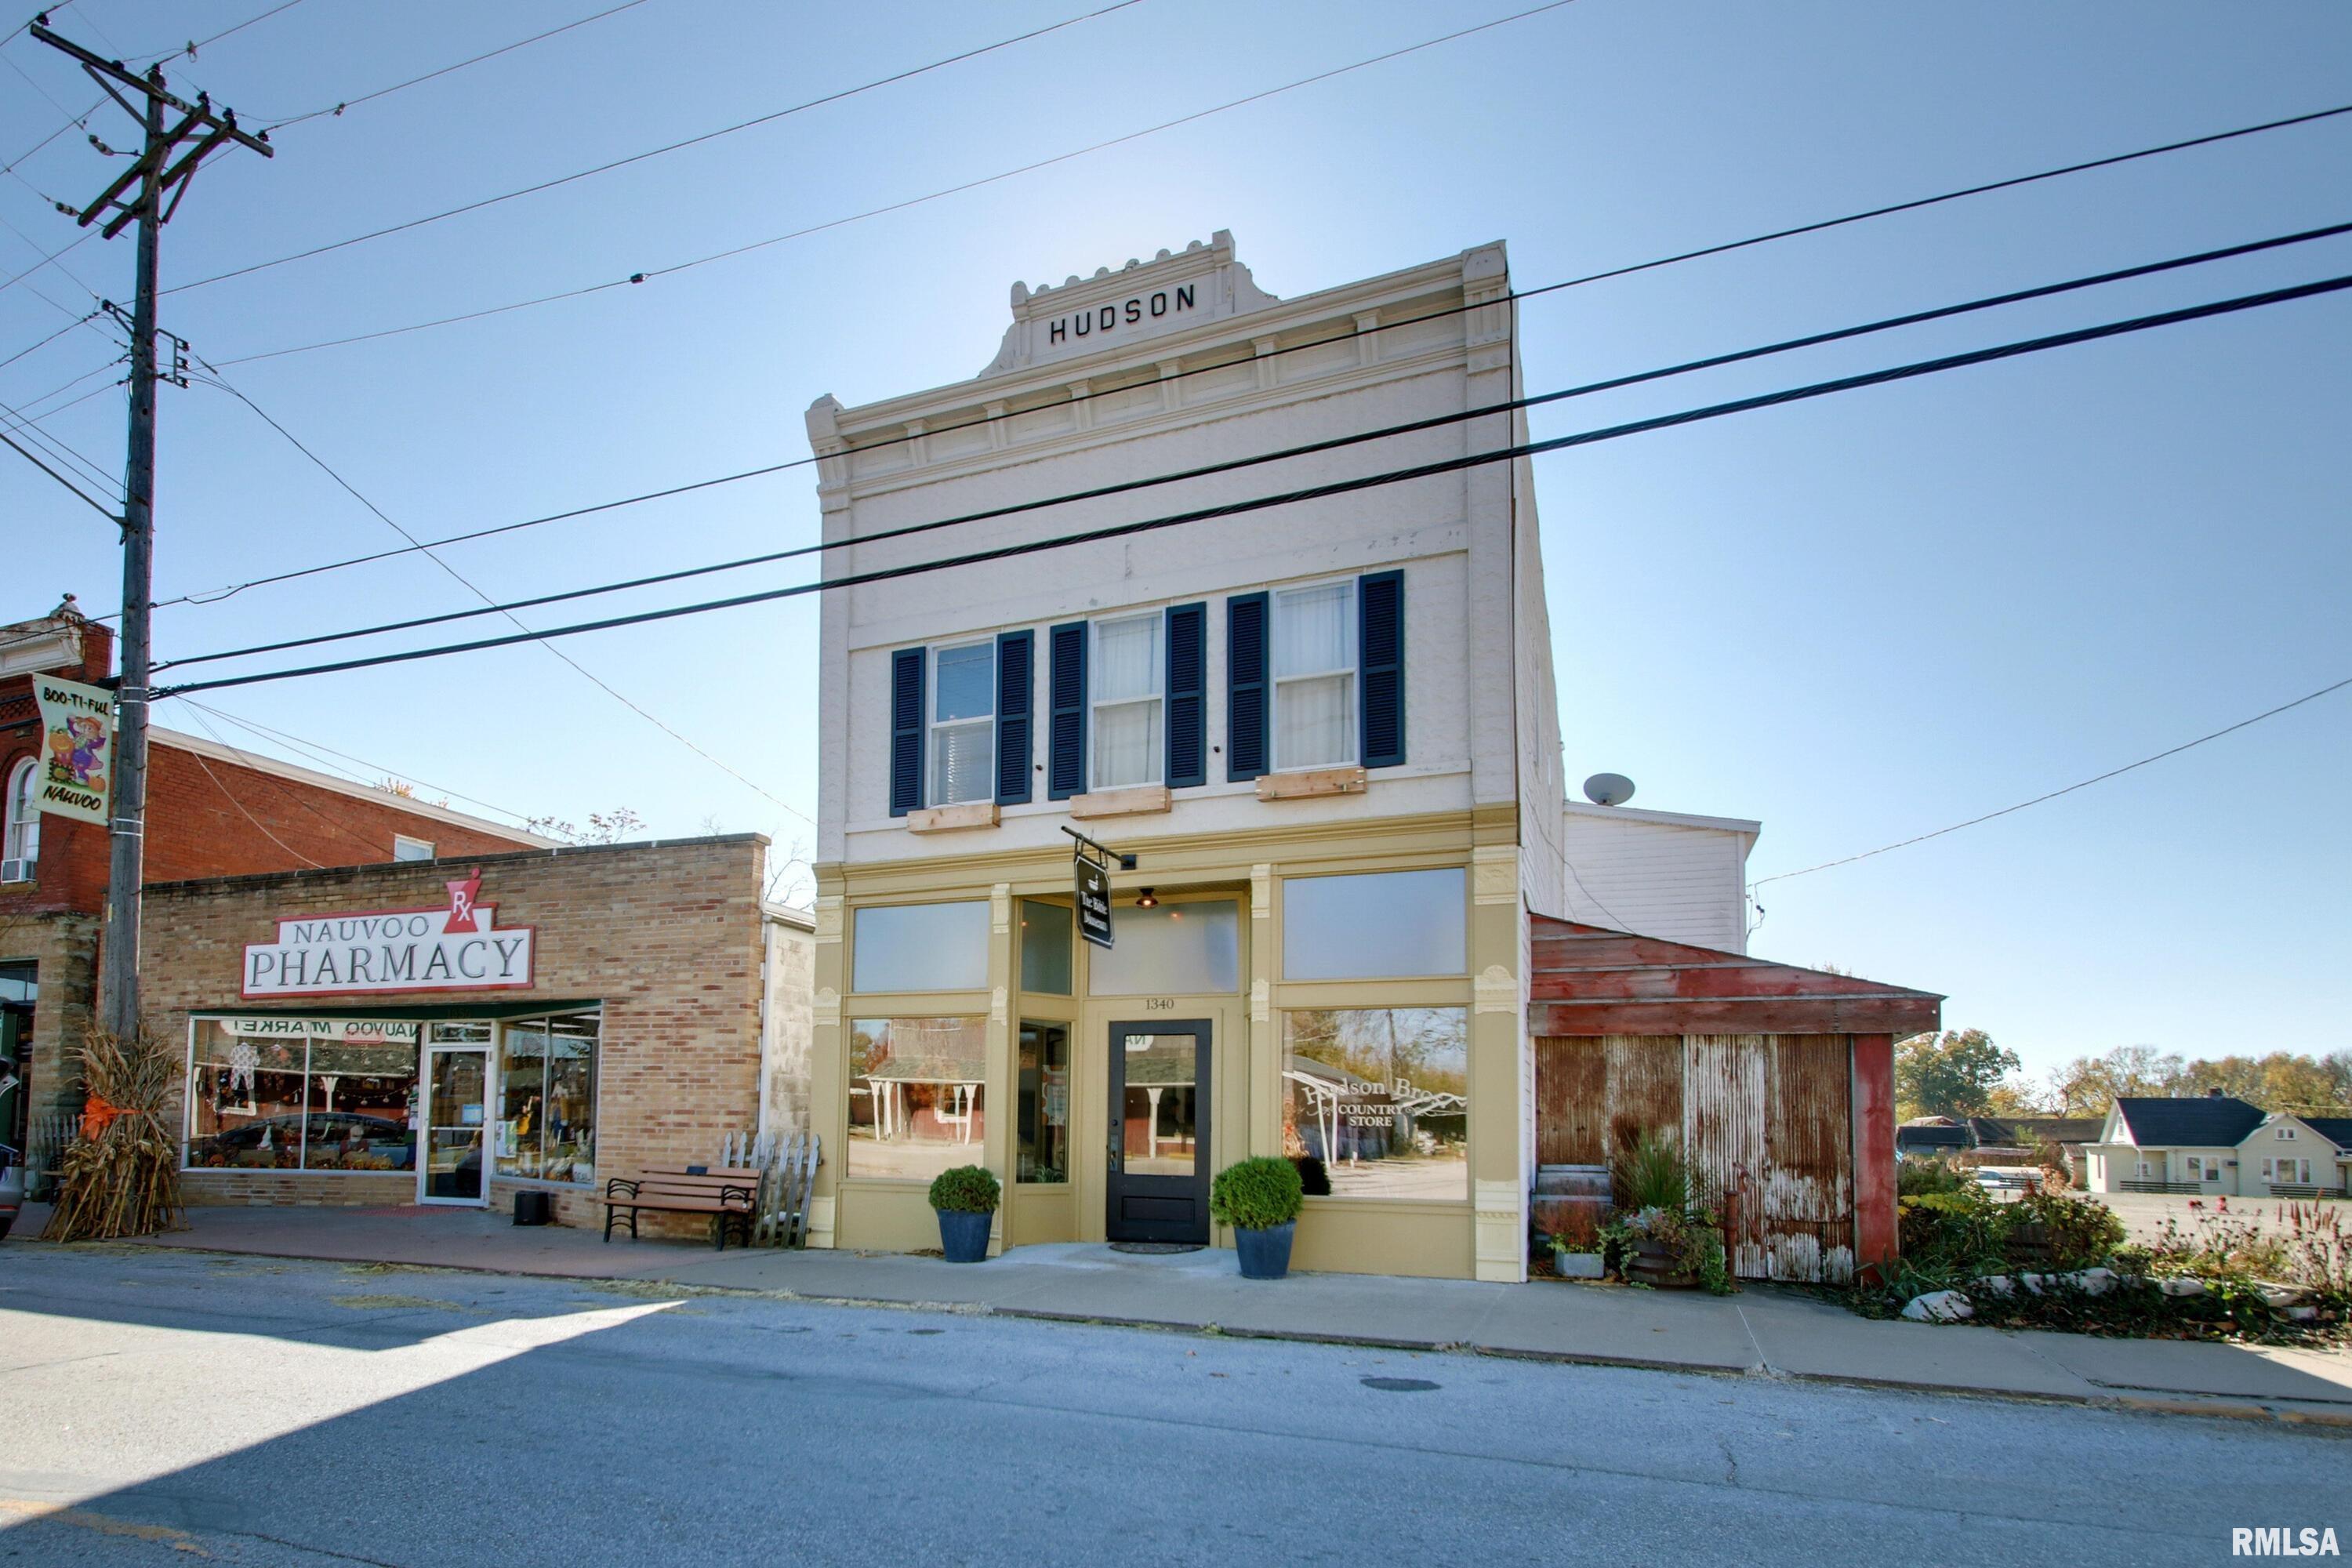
top-left (3, 757), bottom-right (37, 879)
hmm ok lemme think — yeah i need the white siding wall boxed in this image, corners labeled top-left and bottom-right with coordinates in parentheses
top-left (1559, 805), bottom-right (1755, 952)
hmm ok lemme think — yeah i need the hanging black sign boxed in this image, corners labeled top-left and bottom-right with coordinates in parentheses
top-left (1075, 855), bottom-right (1113, 949)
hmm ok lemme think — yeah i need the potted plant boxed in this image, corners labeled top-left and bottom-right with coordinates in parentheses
top-left (1548, 1234), bottom-right (1606, 1279)
top-left (927, 1164), bottom-right (1000, 1263)
top-left (1210, 1156), bottom-right (1305, 1279)
top-left (1599, 1131), bottom-right (1733, 1294)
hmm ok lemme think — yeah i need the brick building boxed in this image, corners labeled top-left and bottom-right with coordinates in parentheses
top-left (2, 598), bottom-right (550, 1178)
top-left (140, 837), bottom-right (812, 1227)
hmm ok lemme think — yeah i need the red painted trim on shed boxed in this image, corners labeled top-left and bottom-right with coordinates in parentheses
top-left (1852, 1033), bottom-right (1898, 1281)
top-left (1527, 916), bottom-right (1941, 1037)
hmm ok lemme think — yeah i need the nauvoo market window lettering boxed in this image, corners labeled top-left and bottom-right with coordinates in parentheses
top-left (242, 869), bottom-right (535, 997)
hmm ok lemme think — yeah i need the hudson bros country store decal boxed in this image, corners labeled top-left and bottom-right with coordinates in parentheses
top-left (242, 870), bottom-right (536, 998)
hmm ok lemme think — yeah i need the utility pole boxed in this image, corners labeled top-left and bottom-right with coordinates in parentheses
top-left (28, 20), bottom-right (273, 1037)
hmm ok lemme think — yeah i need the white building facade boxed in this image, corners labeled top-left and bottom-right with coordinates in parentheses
top-left (801, 234), bottom-right (1740, 1280)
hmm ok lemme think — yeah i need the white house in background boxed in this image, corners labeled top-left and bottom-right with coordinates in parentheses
top-left (2238, 1112), bottom-right (2352, 1196)
top-left (2083, 1094), bottom-right (2352, 1196)
top-left (1560, 801), bottom-right (1758, 953)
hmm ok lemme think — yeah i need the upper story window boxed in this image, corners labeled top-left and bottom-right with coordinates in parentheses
top-left (930, 641), bottom-right (996, 808)
top-left (392, 834), bottom-right (434, 862)
top-left (1271, 582), bottom-right (1356, 771)
top-left (2, 758), bottom-right (37, 879)
top-left (1091, 613), bottom-right (1163, 789)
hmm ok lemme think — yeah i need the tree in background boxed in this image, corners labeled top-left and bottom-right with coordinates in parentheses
top-left (2045, 1044), bottom-right (2352, 1117)
top-left (1895, 1029), bottom-right (2024, 1120)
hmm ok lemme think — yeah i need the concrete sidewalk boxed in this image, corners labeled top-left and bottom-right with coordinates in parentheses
top-left (25, 1202), bottom-right (2352, 1426)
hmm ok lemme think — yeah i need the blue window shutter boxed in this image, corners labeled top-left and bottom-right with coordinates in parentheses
top-left (889, 647), bottom-right (925, 817)
top-left (1226, 591), bottom-right (1268, 781)
top-left (995, 630), bottom-right (1033, 806)
top-left (1164, 602), bottom-right (1206, 789)
top-left (1047, 621), bottom-right (1087, 800)
top-left (1359, 570), bottom-right (1405, 768)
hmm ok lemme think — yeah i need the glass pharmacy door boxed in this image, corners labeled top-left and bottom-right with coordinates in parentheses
top-left (418, 1046), bottom-right (488, 1205)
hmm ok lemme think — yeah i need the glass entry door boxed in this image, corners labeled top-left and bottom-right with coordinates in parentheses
top-left (419, 1047), bottom-right (488, 1205)
top-left (1105, 1019), bottom-right (1209, 1244)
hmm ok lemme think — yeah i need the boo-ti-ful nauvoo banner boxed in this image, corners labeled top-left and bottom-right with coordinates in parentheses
top-left (241, 870), bottom-right (536, 998)
top-left (32, 674), bottom-right (113, 827)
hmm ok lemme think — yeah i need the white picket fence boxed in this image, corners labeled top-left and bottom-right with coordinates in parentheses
top-left (716, 1128), bottom-right (822, 1248)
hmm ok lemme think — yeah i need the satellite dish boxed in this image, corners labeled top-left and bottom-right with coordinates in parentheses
top-left (1583, 772), bottom-right (1635, 807)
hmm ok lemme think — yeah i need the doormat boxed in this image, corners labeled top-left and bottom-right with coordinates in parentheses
top-left (1109, 1242), bottom-right (1203, 1255)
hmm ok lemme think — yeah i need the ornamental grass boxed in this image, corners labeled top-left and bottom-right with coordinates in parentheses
top-left (40, 1022), bottom-right (186, 1243)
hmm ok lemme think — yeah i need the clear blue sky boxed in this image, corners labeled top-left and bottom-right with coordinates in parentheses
top-left (3, 0), bottom-right (2346, 1080)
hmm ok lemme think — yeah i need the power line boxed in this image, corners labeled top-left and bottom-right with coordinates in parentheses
top-left (0, 421), bottom-right (114, 517)
top-left (207, 0), bottom-right (1589, 364)
top-left (152, 269), bottom-right (2352, 699)
top-left (166, 0), bottom-right (1149, 295)
top-left (187, 361), bottom-right (818, 829)
top-left (154, 217), bottom-right (2352, 668)
top-left (122, 0), bottom-right (311, 67)
top-left (252, 0), bottom-right (662, 129)
top-left (170, 695), bottom-right (538, 826)
top-left (1750, 675), bottom-right (2352, 889)
top-left (0, 383), bottom-right (118, 492)
top-left (199, 88), bottom-right (2352, 370)
top-left (162, 197), bottom-right (2352, 611)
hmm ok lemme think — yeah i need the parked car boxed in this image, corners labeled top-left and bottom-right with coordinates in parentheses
top-left (187, 1113), bottom-right (416, 1171)
top-left (0, 1142), bottom-right (22, 1240)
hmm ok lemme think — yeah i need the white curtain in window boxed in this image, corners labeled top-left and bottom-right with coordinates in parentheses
top-left (3, 760), bottom-right (36, 865)
top-left (1092, 617), bottom-right (1162, 788)
top-left (1094, 616), bottom-right (1159, 700)
top-left (1274, 584), bottom-right (1350, 676)
top-left (1094, 702), bottom-right (1160, 788)
top-left (1276, 673), bottom-right (1352, 768)
top-left (932, 723), bottom-right (993, 806)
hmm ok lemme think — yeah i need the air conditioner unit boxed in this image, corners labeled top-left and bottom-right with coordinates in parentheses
top-left (0, 859), bottom-right (29, 884)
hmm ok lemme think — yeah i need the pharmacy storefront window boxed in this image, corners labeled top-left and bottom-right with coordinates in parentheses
top-left (848, 1016), bottom-right (986, 1181)
top-left (497, 1013), bottom-right (600, 1185)
top-left (1282, 1008), bottom-right (1468, 1200)
top-left (186, 1018), bottom-right (420, 1173)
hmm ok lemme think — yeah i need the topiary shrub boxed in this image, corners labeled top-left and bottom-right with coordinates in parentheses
top-left (927, 1164), bottom-right (1001, 1215)
top-left (1210, 1156), bottom-right (1304, 1232)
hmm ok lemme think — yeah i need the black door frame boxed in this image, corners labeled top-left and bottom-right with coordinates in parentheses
top-left (1105, 1017), bottom-right (1210, 1243)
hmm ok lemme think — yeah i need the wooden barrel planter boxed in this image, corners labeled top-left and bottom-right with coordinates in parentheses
top-left (1625, 1239), bottom-right (1697, 1290)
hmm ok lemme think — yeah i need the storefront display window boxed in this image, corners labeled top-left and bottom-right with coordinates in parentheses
top-left (1282, 1007), bottom-right (1468, 1200)
top-left (1018, 900), bottom-right (1073, 995)
top-left (185, 1020), bottom-right (419, 1173)
top-left (497, 1014), bottom-right (600, 1185)
top-left (1017, 1021), bottom-right (1070, 1183)
top-left (848, 1016), bottom-right (986, 1181)
top-left (1090, 900), bottom-right (1239, 996)
top-left (852, 902), bottom-right (989, 993)
top-left (1283, 868), bottom-right (1466, 980)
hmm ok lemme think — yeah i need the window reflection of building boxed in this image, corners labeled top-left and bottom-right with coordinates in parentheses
top-left (1281, 1008), bottom-right (1468, 1201)
top-left (848, 1016), bottom-right (987, 1181)
top-left (185, 1022), bottom-right (419, 1173)
top-left (1017, 1021), bottom-right (1069, 1183)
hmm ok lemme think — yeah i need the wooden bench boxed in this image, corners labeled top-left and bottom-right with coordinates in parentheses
top-left (602, 1170), bottom-right (757, 1250)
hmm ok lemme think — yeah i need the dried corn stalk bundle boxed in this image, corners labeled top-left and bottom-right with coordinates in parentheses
top-left (40, 1024), bottom-right (185, 1243)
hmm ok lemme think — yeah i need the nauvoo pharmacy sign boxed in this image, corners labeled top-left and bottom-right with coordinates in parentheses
top-left (242, 869), bottom-right (535, 998)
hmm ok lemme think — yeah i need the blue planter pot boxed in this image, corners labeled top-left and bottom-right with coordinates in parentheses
top-left (936, 1208), bottom-right (993, 1263)
top-left (1234, 1221), bottom-right (1295, 1280)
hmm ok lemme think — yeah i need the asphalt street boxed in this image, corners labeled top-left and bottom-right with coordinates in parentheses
top-left (0, 1246), bottom-right (2344, 1566)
